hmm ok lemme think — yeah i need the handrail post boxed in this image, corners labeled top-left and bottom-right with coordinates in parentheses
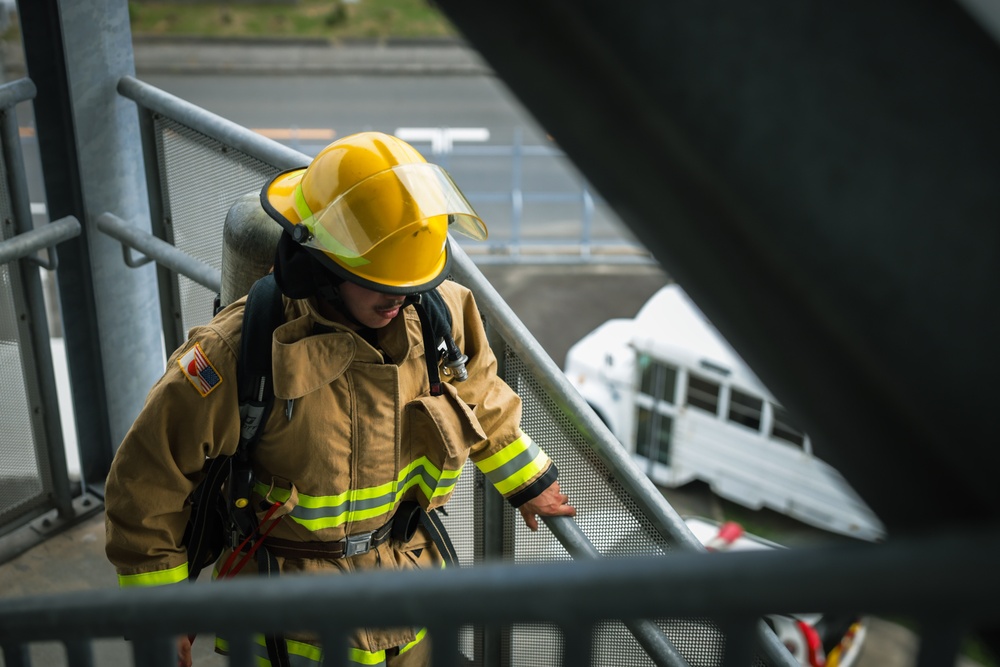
top-left (0, 216), bottom-right (82, 266)
top-left (96, 213), bottom-right (222, 293)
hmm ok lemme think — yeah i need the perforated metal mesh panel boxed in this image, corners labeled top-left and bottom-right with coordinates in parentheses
top-left (440, 460), bottom-right (485, 663)
top-left (153, 117), bottom-right (281, 339)
top-left (503, 349), bottom-right (671, 562)
top-left (0, 137), bottom-right (52, 530)
top-left (500, 349), bottom-right (765, 667)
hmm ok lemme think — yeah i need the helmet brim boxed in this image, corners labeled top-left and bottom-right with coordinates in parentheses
top-left (300, 238), bottom-right (453, 296)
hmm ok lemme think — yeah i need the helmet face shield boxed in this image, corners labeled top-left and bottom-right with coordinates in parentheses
top-left (261, 131), bottom-right (491, 293)
top-left (292, 162), bottom-right (487, 264)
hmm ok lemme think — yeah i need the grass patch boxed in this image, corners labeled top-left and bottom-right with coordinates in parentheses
top-left (126, 1), bottom-right (456, 42)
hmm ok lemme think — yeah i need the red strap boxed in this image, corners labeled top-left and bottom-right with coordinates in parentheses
top-left (218, 501), bottom-right (283, 579)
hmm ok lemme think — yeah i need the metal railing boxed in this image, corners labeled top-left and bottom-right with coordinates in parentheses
top-left (57, 74), bottom-right (998, 667)
top-left (104, 75), bottom-right (799, 666)
top-left (0, 77), bottom-right (94, 561)
top-left (2, 526), bottom-right (997, 666)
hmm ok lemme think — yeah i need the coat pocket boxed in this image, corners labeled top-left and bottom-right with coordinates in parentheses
top-left (403, 382), bottom-right (487, 508)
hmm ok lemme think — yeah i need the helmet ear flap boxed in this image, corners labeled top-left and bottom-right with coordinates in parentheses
top-left (273, 232), bottom-right (341, 299)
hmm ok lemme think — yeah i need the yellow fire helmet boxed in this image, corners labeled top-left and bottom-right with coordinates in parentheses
top-left (260, 131), bottom-right (488, 295)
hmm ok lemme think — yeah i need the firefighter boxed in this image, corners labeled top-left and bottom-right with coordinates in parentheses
top-left (104, 131), bottom-right (575, 667)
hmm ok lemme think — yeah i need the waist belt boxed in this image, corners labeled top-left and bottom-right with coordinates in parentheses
top-left (264, 520), bottom-right (394, 560)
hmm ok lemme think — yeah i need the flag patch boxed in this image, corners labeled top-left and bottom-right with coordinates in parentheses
top-left (178, 342), bottom-right (223, 397)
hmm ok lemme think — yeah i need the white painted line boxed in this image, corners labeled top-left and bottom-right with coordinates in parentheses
top-left (394, 127), bottom-right (490, 153)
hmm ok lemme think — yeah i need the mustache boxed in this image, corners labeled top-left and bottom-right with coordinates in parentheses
top-left (377, 299), bottom-right (405, 309)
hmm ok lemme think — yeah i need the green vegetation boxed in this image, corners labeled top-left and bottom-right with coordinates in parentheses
top-left (127, 1), bottom-right (455, 42)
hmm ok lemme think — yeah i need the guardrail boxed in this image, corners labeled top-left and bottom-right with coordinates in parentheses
top-left (105, 75), bottom-right (799, 666)
top-left (2, 526), bottom-right (997, 666)
top-left (0, 77), bottom-right (87, 559)
top-left (91, 74), bottom-right (1000, 667)
top-left (115, 75), bottom-right (652, 266)
top-left (0, 215), bottom-right (80, 267)
top-left (96, 212), bottom-right (220, 291)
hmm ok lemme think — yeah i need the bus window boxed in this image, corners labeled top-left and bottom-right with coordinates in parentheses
top-left (728, 389), bottom-right (763, 432)
top-left (636, 406), bottom-right (673, 465)
top-left (686, 373), bottom-right (720, 415)
top-left (639, 355), bottom-right (678, 404)
top-left (771, 404), bottom-right (805, 448)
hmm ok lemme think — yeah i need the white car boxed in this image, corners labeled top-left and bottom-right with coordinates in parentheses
top-left (685, 516), bottom-right (867, 667)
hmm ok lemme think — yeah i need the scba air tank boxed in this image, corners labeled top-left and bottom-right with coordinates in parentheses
top-left (220, 192), bottom-right (283, 309)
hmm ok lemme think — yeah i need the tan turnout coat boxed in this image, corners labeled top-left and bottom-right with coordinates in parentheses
top-left (105, 279), bottom-right (554, 656)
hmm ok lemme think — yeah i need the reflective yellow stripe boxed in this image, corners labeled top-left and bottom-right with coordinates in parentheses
top-left (348, 647), bottom-right (386, 665)
top-left (216, 631), bottom-right (423, 666)
top-left (491, 449), bottom-right (550, 494)
top-left (477, 434), bottom-right (533, 473)
top-left (217, 634), bottom-right (324, 666)
top-left (117, 562), bottom-right (188, 588)
top-left (293, 184), bottom-right (369, 267)
top-left (399, 628), bottom-right (428, 655)
top-left (286, 638), bottom-right (323, 663)
top-left (476, 434), bottom-right (551, 495)
top-left (292, 182), bottom-right (313, 220)
top-left (255, 457), bottom-right (463, 532)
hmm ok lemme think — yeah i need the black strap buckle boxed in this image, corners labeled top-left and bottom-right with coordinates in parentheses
top-left (344, 531), bottom-right (375, 557)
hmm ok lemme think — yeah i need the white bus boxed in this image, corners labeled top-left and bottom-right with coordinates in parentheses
top-left (564, 284), bottom-right (885, 541)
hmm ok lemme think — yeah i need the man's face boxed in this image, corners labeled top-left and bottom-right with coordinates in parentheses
top-left (338, 281), bottom-right (405, 329)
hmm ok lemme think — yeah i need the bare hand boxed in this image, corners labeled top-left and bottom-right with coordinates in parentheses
top-left (518, 480), bottom-right (576, 531)
top-left (177, 635), bottom-right (193, 667)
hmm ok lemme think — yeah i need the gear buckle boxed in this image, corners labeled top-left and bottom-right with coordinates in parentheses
top-left (345, 531), bottom-right (375, 557)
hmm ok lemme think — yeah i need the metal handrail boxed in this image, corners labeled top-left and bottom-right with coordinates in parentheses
top-left (88, 217), bottom-right (700, 666)
top-left (0, 215), bottom-right (81, 266)
top-left (1, 526), bottom-right (997, 662)
top-left (449, 243), bottom-right (700, 552)
top-left (96, 212), bottom-right (221, 292)
top-left (117, 75), bottom-right (654, 265)
top-left (117, 75), bottom-right (306, 172)
top-left (112, 77), bottom-right (787, 664)
top-left (546, 516), bottom-right (692, 667)
top-left (450, 241), bottom-right (797, 665)
top-left (451, 243), bottom-right (795, 665)
top-left (546, 515), bottom-right (797, 666)
top-left (0, 78), bottom-right (36, 111)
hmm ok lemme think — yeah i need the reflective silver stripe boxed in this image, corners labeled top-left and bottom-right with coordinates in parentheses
top-left (289, 492), bottom-right (392, 521)
top-left (481, 438), bottom-right (544, 488)
top-left (258, 459), bottom-right (463, 530)
top-left (400, 463), bottom-right (458, 494)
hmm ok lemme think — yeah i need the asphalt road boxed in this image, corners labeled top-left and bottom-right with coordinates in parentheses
top-left (4, 43), bottom-right (635, 254)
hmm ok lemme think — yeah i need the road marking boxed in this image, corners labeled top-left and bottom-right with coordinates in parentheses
top-left (251, 128), bottom-right (336, 141)
top-left (394, 127), bottom-right (490, 153)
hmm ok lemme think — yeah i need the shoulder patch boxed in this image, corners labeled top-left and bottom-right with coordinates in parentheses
top-left (178, 342), bottom-right (223, 397)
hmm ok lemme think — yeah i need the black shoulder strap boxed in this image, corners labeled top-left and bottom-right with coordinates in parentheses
top-left (237, 273), bottom-right (284, 448)
top-left (227, 273), bottom-right (284, 534)
top-left (236, 273), bottom-right (292, 667)
top-left (185, 275), bottom-right (284, 582)
top-left (411, 288), bottom-right (454, 396)
top-left (420, 288), bottom-right (453, 345)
